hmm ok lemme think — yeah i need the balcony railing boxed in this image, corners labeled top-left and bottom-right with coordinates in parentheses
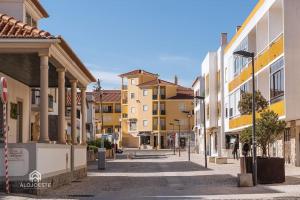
top-left (122, 85), bottom-right (128, 90)
top-left (160, 95), bottom-right (166, 99)
top-left (122, 99), bottom-right (128, 104)
top-left (122, 113), bottom-right (128, 118)
top-left (153, 125), bottom-right (158, 130)
top-left (152, 94), bottom-right (158, 100)
top-left (160, 110), bottom-right (166, 115)
top-left (152, 110), bottom-right (158, 115)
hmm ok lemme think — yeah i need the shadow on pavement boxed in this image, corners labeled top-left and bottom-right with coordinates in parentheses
top-left (41, 174), bottom-right (281, 200)
top-left (88, 161), bottom-right (212, 173)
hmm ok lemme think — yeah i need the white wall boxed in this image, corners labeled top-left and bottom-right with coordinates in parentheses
top-left (0, 0), bottom-right (24, 22)
top-left (36, 144), bottom-right (71, 177)
top-left (74, 145), bottom-right (86, 169)
top-left (0, 72), bottom-right (31, 143)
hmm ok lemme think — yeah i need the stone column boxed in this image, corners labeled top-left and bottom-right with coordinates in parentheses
top-left (80, 87), bottom-right (87, 145)
top-left (57, 68), bottom-right (66, 144)
top-left (39, 55), bottom-right (50, 143)
top-left (70, 80), bottom-right (78, 145)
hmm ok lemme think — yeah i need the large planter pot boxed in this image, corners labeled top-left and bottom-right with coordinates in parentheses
top-left (245, 157), bottom-right (285, 184)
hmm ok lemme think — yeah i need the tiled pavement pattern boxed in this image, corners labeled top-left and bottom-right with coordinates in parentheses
top-left (1, 150), bottom-right (300, 200)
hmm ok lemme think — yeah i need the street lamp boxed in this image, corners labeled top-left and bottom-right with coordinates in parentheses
top-left (182, 111), bottom-right (193, 161)
top-left (174, 119), bottom-right (181, 157)
top-left (194, 96), bottom-right (207, 168)
top-left (169, 123), bottom-right (176, 155)
top-left (233, 50), bottom-right (257, 186)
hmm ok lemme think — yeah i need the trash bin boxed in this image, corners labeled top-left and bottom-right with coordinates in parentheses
top-left (98, 148), bottom-right (106, 170)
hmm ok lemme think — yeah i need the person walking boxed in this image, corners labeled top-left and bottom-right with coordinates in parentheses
top-left (232, 140), bottom-right (239, 160)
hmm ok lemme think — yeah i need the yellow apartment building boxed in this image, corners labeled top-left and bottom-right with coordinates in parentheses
top-left (120, 70), bottom-right (194, 149)
top-left (224, 0), bottom-right (300, 165)
top-left (93, 90), bottom-right (121, 138)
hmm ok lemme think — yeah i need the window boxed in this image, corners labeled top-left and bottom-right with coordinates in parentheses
top-left (179, 103), bottom-right (186, 112)
top-left (270, 57), bottom-right (284, 103)
top-left (233, 38), bottom-right (249, 77)
top-left (143, 120), bottom-right (148, 127)
top-left (115, 104), bottom-right (121, 113)
top-left (140, 136), bottom-right (150, 145)
top-left (26, 12), bottom-right (37, 27)
top-left (143, 105), bottom-right (148, 111)
top-left (160, 87), bottom-right (166, 99)
top-left (131, 107), bottom-right (136, 114)
top-left (160, 118), bottom-right (166, 130)
top-left (102, 105), bottom-right (113, 113)
top-left (129, 121), bottom-right (137, 131)
top-left (229, 89), bottom-right (240, 118)
top-left (130, 93), bottom-right (135, 99)
top-left (76, 110), bottom-right (80, 119)
top-left (284, 128), bottom-right (291, 142)
top-left (143, 89), bottom-right (148, 96)
top-left (131, 79), bottom-right (136, 85)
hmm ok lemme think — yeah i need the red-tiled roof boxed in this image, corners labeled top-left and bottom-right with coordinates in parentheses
top-left (137, 78), bottom-right (177, 87)
top-left (93, 90), bottom-right (121, 103)
top-left (168, 93), bottom-right (193, 100)
top-left (0, 14), bottom-right (54, 38)
top-left (119, 69), bottom-right (158, 78)
top-left (0, 13), bottom-right (96, 82)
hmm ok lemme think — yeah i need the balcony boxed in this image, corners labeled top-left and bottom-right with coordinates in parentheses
top-left (122, 113), bottom-right (128, 118)
top-left (152, 94), bottom-right (158, 100)
top-left (152, 110), bottom-right (158, 115)
top-left (160, 110), bottom-right (166, 115)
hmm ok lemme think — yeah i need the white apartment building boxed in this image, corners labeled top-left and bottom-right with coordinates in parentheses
top-left (224, 0), bottom-right (300, 166)
top-left (200, 33), bottom-right (228, 157)
top-left (192, 76), bottom-right (204, 154)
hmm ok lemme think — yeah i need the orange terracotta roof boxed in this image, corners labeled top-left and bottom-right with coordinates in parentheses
top-left (93, 90), bottom-right (121, 103)
top-left (31, 0), bottom-right (49, 18)
top-left (169, 87), bottom-right (193, 100)
top-left (0, 13), bottom-right (96, 82)
top-left (119, 69), bottom-right (158, 78)
top-left (0, 14), bottom-right (54, 38)
top-left (137, 78), bottom-right (177, 87)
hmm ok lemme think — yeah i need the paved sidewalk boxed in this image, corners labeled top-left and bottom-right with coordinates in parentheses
top-left (1, 151), bottom-right (300, 199)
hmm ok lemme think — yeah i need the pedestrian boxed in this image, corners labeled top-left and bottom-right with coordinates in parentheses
top-left (232, 140), bottom-right (239, 160)
top-left (242, 142), bottom-right (250, 157)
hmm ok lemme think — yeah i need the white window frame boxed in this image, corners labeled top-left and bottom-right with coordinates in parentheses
top-left (143, 89), bottom-right (148, 96)
top-left (143, 105), bottom-right (148, 111)
top-left (143, 120), bottom-right (148, 127)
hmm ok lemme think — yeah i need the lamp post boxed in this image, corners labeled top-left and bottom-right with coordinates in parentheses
top-left (169, 123), bottom-right (176, 155)
top-left (174, 119), bottom-right (181, 157)
top-left (233, 50), bottom-right (257, 186)
top-left (182, 111), bottom-right (193, 161)
top-left (194, 96), bottom-right (207, 168)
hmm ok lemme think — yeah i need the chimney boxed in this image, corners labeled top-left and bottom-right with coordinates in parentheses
top-left (220, 33), bottom-right (228, 46)
top-left (236, 26), bottom-right (241, 32)
top-left (174, 75), bottom-right (178, 85)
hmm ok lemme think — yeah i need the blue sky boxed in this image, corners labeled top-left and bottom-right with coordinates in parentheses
top-left (40, 0), bottom-right (258, 89)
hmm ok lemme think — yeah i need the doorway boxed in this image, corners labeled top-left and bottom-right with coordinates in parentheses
top-left (17, 101), bottom-right (23, 143)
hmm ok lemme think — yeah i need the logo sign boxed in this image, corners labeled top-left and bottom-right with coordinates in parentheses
top-left (29, 170), bottom-right (42, 182)
top-left (0, 77), bottom-right (8, 104)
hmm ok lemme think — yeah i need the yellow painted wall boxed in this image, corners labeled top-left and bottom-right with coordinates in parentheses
top-left (229, 100), bottom-right (285, 129)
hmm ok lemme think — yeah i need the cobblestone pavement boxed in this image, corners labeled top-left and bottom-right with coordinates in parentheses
top-left (1, 150), bottom-right (300, 200)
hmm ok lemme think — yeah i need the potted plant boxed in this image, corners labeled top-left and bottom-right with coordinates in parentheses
top-left (239, 91), bottom-right (286, 184)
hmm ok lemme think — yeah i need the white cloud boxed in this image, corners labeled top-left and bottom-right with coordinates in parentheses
top-left (85, 63), bottom-right (121, 90)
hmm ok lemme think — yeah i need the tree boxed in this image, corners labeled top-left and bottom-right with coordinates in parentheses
top-left (240, 110), bottom-right (286, 157)
top-left (238, 91), bottom-right (269, 115)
